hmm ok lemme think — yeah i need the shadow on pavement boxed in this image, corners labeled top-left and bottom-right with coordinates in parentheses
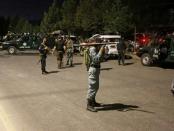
top-left (47, 71), bottom-right (59, 74)
top-left (73, 63), bottom-right (83, 66)
top-left (96, 103), bottom-right (154, 114)
top-left (171, 90), bottom-right (174, 96)
top-left (101, 68), bottom-right (113, 71)
top-left (61, 65), bottom-right (74, 69)
top-left (16, 52), bottom-right (39, 56)
top-left (125, 55), bottom-right (133, 59)
top-left (61, 63), bottom-right (83, 69)
top-left (124, 62), bottom-right (134, 66)
top-left (158, 62), bottom-right (174, 69)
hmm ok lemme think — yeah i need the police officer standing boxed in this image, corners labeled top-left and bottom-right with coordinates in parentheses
top-left (65, 37), bottom-right (74, 67)
top-left (38, 36), bottom-right (49, 75)
top-left (53, 36), bottom-right (65, 69)
top-left (117, 37), bottom-right (126, 65)
top-left (87, 44), bottom-right (105, 112)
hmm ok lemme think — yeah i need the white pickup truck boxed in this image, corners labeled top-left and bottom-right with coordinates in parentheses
top-left (90, 34), bottom-right (121, 57)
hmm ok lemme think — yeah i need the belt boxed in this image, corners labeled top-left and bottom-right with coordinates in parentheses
top-left (57, 51), bottom-right (63, 52)
top-left (90, 64), bottom-right (100, 68)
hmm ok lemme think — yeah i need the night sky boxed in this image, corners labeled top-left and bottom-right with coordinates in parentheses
top-left (0, 0), bottom-right (53, 20)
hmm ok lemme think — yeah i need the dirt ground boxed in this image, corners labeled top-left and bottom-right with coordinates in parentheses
top-left (0, 52), bottom-right (174, 131)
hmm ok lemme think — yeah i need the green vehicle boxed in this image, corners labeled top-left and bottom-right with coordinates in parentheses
top-left (0, 34), bottom-right (42, 54)
top-left (136, 35), bottom-right (174, 66)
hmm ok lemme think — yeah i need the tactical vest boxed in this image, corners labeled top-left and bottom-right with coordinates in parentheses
top-left (66, 40), bottom-right (73, 49)
top-left (56, 40), bottom-right (64, 52)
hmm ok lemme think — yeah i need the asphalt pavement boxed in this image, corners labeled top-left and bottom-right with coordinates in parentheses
top-left (0, 52), bottom-right (174, 131)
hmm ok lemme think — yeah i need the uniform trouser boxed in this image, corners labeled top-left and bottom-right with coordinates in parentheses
top-left (118, 51), bottom-right (125, 64)
top-left (66, 49), bottom-right (73, 66)
top-left (87, 67), bottom-right (100, 100)
top-left (40, 55), bottom-right (47, 72)
top-left (57, 51), bottom-right (63, 68)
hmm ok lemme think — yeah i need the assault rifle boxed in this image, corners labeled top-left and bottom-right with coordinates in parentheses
top-left (80, 42), bottom-right (115, 46)
top-left (37, 44), bottom-right (53, 64)
top-left (80, 42), bottom-right (109, 46)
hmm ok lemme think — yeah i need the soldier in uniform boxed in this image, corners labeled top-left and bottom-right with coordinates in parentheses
top-left (38, 37), bottom-right (50, 75)
top-left (83, 46), bottom-right (90, 71)
top-left (117, 38), bottom-right (126, 65)
top-left (53, 36), bottom-right (65, 69)
top-left (65, 37), bottom-right (74, 67)
top-left (87, 44), bottom-right (105, 112)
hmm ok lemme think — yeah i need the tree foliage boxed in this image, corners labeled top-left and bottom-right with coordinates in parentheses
top-left (40, 0), bottom-right (134, 37)
top-left (40, 0), bottom-right (62, 33)
top-left (2, 0), bottom-right (172, 37)
top-left (61, 0), bottom-right (79, 34)
top-left (102, 0), bottom-right (133, 34)
top-left (0, 17), bottom-right (9, 36)
top-left (9, 17), bottom-right (33, 33)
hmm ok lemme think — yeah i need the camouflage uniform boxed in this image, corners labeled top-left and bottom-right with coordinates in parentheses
top-left (66, 39), bottom-right (74, 66)
top-left (38, 38), bottom-right (49, 74)
top-left (87, 46), bottom-right (104, 112)
top-left (84, 47), bottom-right (90, 71)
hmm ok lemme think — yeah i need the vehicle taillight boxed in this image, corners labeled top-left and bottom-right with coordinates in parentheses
top-left (142, 38), bottom-right (146, 43)
top-left (158, 38), bottom-right (164, 44)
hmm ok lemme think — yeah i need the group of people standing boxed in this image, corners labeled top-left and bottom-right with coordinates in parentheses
top-left (38, 35), bottom-right (74, 74)
top-left (38, 35), bottom-right (127, 112)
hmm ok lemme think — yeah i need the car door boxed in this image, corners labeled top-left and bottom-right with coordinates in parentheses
top-left (18, 36), bottom-right (30, 49)
top-left (30, 36), bottom-right (40, 50)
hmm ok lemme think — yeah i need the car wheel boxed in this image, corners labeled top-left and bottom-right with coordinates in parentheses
top-left (141, 53), bottom-right (152, 66)
top-left (8, 46), bottom-right (17, 55)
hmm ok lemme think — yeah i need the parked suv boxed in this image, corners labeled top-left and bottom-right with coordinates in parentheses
top-left (101, 35), bottom-right (121, 57)
top-left (0, 34), bottom-right (42, 54)
top-left (136, 35), bottom-right (174, 66)
top-left (88, 34), bottom-right (121, 57)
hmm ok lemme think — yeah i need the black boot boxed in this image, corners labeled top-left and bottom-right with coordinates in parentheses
top-left (58, 63), bottom-right (61, 69)
top-left (58, 61), bottom-right (62, 69)
top-left (93, 98), bottom-right (102, 107)
top-left (171, 89), bottom-right (174, 96)
top-left (87, 99), bottom-right (97, 112)
top-left (42, 70), bottom-right (48, 75)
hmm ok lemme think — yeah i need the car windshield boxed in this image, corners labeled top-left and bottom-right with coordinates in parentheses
top-left (70, 37), bottom-right (79, 44)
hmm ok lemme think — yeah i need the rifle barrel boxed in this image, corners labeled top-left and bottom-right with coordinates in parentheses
top-left (80, 42), bottom-right (115, 46)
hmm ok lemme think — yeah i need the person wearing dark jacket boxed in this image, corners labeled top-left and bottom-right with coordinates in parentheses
top-left (38, 37), bottom-right (49, 74)
top-left (53, 37), bottom-right (65, 69)
top-left (117, 38), bottom-right (126, 65)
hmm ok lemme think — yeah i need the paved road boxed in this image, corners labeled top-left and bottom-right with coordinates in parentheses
top-left (0, 52), bottom-right (174, 131)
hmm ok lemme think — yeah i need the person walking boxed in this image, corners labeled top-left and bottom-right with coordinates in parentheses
top-left (117, 38), bottom-right (126, 65)
top-left (87, 44), bottom-right (105, 112)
